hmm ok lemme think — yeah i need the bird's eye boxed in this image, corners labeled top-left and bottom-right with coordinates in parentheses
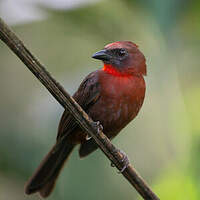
top-left (118, 49), bottom-right (127, 57)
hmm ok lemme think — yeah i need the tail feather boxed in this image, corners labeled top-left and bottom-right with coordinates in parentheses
top-left (25, 141), bottom-right (75, 198)
top-left (39, 178), bottom-right (57, 198)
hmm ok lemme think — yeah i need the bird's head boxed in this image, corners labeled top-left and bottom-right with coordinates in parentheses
top-left (92, 41), bottom-right (146, 76)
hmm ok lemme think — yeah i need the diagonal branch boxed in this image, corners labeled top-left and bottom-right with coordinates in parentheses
top-left (0, 17), bottom-right (159, 200)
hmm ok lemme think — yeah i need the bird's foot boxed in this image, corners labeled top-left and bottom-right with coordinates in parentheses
top-left (87, 121), bottom-right (103, 140)
top-left (118, 150), bottom-right (130, 173)
top-left (110, 149), bottom-right (130, 173)
top-left (92, 121), bottom-right (103, 134)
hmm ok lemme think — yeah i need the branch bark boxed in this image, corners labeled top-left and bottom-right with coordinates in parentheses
top-left (0, 17), bottom-right (159, 200)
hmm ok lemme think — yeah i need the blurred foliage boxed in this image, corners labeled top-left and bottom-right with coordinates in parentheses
top-left (0, 0), bottom-right (200, 199)
top-left (153, 168), bottom-right (199, 200)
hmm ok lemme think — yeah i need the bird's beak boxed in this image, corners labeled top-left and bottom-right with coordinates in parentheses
top-left (92, 49), bottom-right (111, 61)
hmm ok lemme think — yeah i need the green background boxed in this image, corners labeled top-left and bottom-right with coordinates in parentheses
top-left (0, 0), bottom-right (200, 199)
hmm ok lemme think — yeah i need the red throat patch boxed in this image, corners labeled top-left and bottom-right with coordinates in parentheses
top-left (102, 64), bottom-right (131, 77)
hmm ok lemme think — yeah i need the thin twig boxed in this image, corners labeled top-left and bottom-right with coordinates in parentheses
top-left (0, 17), bottom-right (159, 200)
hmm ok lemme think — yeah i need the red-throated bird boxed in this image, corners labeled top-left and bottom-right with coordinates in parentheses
top-left (25, 41), bottom-right (146, 198)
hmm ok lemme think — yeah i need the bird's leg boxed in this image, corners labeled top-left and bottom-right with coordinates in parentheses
top-left (86, 121), bottom-right (103, 140)
top-left (110, 148), bottom-right (130, 173)
top-left (118, 150), bottom-right (130, 173)
top-left (92, 121), bottom-right (103, 134)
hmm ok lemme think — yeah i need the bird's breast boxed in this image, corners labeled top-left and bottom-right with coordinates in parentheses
top-left (88, 72), bottom-right (146, 138)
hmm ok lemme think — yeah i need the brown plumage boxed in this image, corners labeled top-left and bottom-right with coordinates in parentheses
top-left (25, 41), bottom-right (147, 198)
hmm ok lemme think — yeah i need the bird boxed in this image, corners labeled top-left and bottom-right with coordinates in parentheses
top-left (25, 41), bottom-right (147, 198)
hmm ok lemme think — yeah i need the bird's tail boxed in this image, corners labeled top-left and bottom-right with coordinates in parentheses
top-left (25, 140), bottom-right (75, 198)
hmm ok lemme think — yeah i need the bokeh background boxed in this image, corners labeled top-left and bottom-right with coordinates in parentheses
top-left (0, 0), bottom-right (200, 199)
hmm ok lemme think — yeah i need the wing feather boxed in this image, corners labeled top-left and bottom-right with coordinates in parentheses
top-left (57, 71), bottom-right (100, 141)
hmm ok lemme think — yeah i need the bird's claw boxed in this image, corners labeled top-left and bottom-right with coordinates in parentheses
top-left (87, 121), bottom-right (103, 140)
top-left (118, 150), bottom-right (130, 173)
top-left (92, 121), bottom-right (103, 134)
top-left (110, 149), bottom-right (130, 173)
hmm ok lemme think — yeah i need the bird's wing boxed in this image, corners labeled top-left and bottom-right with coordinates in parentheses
top-left (56, 71), bottom-right (101, 141)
